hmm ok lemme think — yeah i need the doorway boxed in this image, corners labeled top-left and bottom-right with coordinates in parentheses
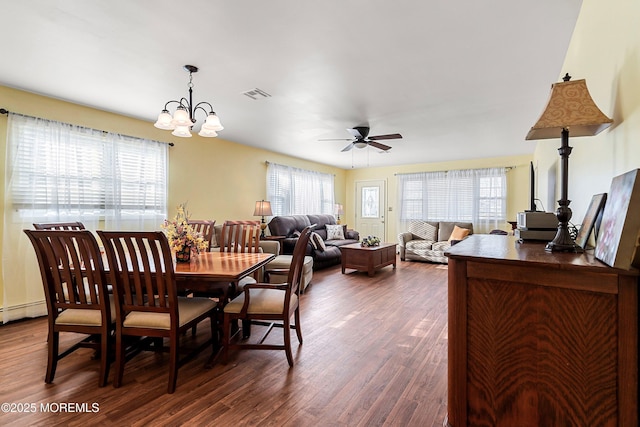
top-left (355, 179), bottom-right (387, 241)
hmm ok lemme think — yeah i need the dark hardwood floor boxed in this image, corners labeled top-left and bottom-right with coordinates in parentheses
top-left (0, 257), bottom-right (448, 426)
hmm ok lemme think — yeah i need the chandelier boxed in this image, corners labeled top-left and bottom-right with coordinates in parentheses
top-left (153, 65), bottom-right (223, 138)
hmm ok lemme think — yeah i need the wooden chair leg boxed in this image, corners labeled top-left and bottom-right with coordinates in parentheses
top-left (98, 333), bottom-right (110, 387)
top-left (113, 332), bottom-right (125, 388)
top-left (45, 330), bottom-right (58, 383)
top-left (283, 317), bottom-right (293, 367)
top-left (168, 338), bottom-right (178, 394)
top-left (294, 308), bottom-right (303, 345)
top-left (242, 319), bottom-right (251, 339)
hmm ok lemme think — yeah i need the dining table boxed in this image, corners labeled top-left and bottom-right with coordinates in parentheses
top-left (174, 250), bottom-right (275, 298)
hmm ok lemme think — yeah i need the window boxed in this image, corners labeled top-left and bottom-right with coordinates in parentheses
top-left (397, 167), bottom-right (506, 233)
top-left (3, 113), bottom-right (168, 323)
top-left (6, 114), bottom-right (167, 226)
top-left (266, 162), bottom-right (334, 216)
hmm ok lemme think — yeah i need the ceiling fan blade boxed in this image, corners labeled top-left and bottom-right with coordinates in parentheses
top-left (368, 141), bottom-right (392, 151)
top-left (318, 138), bottom-right (354, 141)
top-left (346, 127), bottom-right (368, 139)
top-left (341, 143), bottom-right (354, 152)
top-left (368, 133), bottom-right (403, 141)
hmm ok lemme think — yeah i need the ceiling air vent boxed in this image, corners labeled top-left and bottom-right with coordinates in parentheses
top-left (242, 88), bottom-right (271, 100)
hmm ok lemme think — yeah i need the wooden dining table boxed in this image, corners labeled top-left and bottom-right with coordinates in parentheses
top-left (174, 251), bottom-right (276, 293)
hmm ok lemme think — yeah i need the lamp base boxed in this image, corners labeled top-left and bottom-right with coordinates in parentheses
top-left (545, 224), bottom-right (583, 253)
top-left (260, 222), bottom-right (267, 239)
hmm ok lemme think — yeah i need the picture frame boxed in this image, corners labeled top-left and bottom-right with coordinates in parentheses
top-left (595, 169), bottom-right (640, 269)
top-left (575, 193), bottom-right (607, 249)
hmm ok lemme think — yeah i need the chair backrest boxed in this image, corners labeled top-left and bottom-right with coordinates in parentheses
top-left (219, 220), bottom-right (261, 253)
top-left (97, 231), bottom-right (178, 323)
top-left (188, 220), bottom-right (215, 250)
top-left (24, 229), bottom-right (111, 323)
top-left (287, 226), bottom-right (313, 297)
top-left (33, 221), bottom-right (86, 231)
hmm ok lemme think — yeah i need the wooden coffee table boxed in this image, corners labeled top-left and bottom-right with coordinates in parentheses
top-left (340, 242), bottom-right (397, 276)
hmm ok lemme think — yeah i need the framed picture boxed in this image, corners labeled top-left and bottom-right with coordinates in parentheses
top-left (575, 193), bottom-right (607, 249)
top-left (595, 169), bottom-right (640, 269)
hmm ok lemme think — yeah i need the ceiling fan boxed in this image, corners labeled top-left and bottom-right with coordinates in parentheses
top-left (319, 126), bottom-right (402, 152)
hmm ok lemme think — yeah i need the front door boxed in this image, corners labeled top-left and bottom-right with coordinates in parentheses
top-left (355, 180), bottom-right (386, 241)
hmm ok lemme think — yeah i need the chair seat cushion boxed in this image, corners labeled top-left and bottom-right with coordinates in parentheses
top-left (224, 288), bottom-right (298, 315)
top-left (123, 297), bottom-right (216, 330)
top-left (55, 295), bottom-right (116, 327)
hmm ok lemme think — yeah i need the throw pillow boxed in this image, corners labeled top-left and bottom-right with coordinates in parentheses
top-left (448, 225), bottom-right (470, 243)
top-left (312, 232), bottom-right (326, 251)
top-left (326, 224), bottom-right (345, 240)
top-left (408, 221), bottom-right (437, 241)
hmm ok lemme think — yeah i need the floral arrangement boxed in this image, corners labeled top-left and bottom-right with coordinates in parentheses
top-left (361, 235), bottom-right (381, 247)
top-left (161, 203), bottom-right (208, 260)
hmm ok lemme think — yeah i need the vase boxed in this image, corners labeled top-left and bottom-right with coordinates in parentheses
top-left (176, 246), bottom-right (191, 263)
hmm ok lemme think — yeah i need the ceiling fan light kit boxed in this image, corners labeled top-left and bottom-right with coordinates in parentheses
top-left (154, 65), bottom-right (224, 138)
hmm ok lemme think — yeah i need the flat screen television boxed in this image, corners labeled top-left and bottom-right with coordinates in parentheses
top-left (527, 161), bottom-right (538, 212)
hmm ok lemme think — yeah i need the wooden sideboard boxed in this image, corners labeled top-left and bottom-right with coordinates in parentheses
top-left (445, 235), bottom-right (638, 427)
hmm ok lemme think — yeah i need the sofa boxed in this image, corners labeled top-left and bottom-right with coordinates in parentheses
top-left (398, 220), bottom-right (473, 263)
top-left (268, 214), bottom-right (360, 270)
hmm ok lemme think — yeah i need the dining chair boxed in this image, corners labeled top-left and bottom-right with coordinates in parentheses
top-left (97, 230), bottom-right (218, 394)
top-left (33, 221), bottom-right (86, 230)
top-left (24, 229), bottom-right (114, 387)
top-left (217, 220), bottom-right (263, 293)
top-left (218, 220), bottom-right (261, 253)
top-left (188, 219), bottom-right (216, 251)
top-left (222, 226), bottom-right (312, 367)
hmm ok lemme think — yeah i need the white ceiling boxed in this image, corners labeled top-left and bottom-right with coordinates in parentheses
top-left (0, 1), bottom-right (582, 169)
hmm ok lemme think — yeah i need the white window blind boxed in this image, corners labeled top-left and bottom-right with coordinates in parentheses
top-left (397, 167), bottom-right (506, 234)
top-left (6, 114), bottom-right (167, 225)
top-left (266, 162), bottom-right (334, 216)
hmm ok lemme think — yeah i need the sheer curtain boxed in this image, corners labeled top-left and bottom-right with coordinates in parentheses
top-left (266, 162), bottom-right (334, 216)
top-left (2, 113), bottom-right (167, 322)
top-left (397, 167), bottom-right (506, 234)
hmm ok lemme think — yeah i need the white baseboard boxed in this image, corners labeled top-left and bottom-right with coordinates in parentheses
top-left (0, 300), bottom-right (47, 324)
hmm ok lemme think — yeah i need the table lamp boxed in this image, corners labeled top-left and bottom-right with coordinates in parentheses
top-left (525, 73), bottom-right (613, 252)
top-left (253, 200), bottom-right (273, 238)
top-left (335, 203), bottom-right (344, 224)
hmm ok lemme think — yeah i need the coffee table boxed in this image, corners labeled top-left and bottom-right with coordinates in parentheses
top-left (340, 242), bottom-right (397, 276)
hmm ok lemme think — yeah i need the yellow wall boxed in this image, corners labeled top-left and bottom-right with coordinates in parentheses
top-left (534, 0), bottom-right (640, 223)
top-left (0, 85), bottom-right (346, 313)
top-left (345, 155), bottom-right (533, 241)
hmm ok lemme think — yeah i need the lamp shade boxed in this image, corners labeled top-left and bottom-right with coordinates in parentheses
top-left (171, 125), bottom-right (192, 138)
top-left (253, 200), bottom-right (273, 217)
top-left (202, 112), bottom-right (224, 131)
top-left (198, 127), bottom-right (218, 138)
top-left (171, 106), bottom-right (192, 127)
top-left (154, 110), bottom-right (176, 130)
top-left (354, 141), bottom-right (368, 149)
top-left (526, 78), bottom-right (613, 140)
top-left (335, 203), bottom-right (344, 215)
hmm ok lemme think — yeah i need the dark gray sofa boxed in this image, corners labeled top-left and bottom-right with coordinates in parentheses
top-left (267, 214), bottom-right (359, 270)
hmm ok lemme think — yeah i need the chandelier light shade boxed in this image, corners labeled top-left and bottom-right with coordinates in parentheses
top-left (154, 65), bottom-right (224, 138)
top-left (526, 73), bottom-right (613, 252)
top-left (253, 200), bottom-right (273, 238)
